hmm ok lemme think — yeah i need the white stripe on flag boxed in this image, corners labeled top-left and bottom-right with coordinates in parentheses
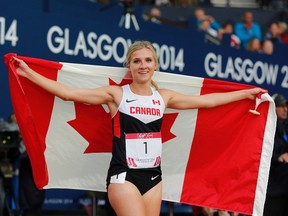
top-left (252, 100), bottom-right (276, 216)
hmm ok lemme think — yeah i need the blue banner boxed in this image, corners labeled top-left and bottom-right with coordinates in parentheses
top-left (1, 0), bottom-right (287, 119)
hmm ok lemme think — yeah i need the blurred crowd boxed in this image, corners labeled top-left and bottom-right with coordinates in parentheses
top-left (99, 0), bottom-right (288, 8)
top-left (143, 5), bottom-right (288, 55)
top-left (194, 8), bottom-right (288, 55)
top-left (99, 0), bottom-right (288, 55)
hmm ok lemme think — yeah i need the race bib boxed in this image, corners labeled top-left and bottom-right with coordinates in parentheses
top-left (125, 132), bottom-right (162, 169)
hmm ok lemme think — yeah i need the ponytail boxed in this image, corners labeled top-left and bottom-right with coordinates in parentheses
top-left (151, 79), bottom-right (159, 90)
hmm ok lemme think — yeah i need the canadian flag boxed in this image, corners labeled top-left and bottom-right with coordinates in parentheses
top-left (4, 54), bottom-right (276, 215)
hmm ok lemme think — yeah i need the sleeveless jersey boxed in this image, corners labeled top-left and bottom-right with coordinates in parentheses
top-left (108, 84), bottom-right (165, 176)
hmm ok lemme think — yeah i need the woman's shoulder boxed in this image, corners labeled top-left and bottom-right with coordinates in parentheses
top-left (158, 88), bottom-right (178, 99)
top-left (158, 88), bottom-right (176, 94)
top-left (102, 85), bottom-right (123, 97)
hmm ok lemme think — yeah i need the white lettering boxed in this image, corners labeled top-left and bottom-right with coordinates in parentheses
top-left (47, 26), bottom-right (64, 54)
top-left (224, 57), bottom-right (234, 79)
top-left (74, 31), bottom-right (87, 56)
top-left (266, 64), bottom-right (278, 85)
top-left (0, 17), bottom-right (18, 46)
top-left (204, 52), bottom-right (279, 86)
top-left (204, 52), bottom-right (218, 77)
top-left (47, 26), bottom-right (184, 72)
top-left (112, 37), bottom-right (130, 63)
top-left (97, 34), bottom-right (112, 61)
top-left (234, 57), bottom-right (243, 81)
top-left (64, 28), bottom-right (73, 55)
top-left (87, 32), bottom-right (97, 58)
top-left (159, 44), bottom-right (170, 70)
top-left (281, 66), bottom-right (288, 88)
top-left (242, 58), bottom-right (254, 83)
top-left (253, 61), bottom-right (265, 84)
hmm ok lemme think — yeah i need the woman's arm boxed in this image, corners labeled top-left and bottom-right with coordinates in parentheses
top-left (159, 88), bottom-right (266, 110)
top-left (12, 57), bottom-right (121, 105)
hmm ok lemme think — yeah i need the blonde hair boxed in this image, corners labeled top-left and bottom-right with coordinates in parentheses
top-left (124, 40), bottom-right (159, 90)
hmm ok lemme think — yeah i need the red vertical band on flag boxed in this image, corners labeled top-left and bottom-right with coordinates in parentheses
top-left (4, 53), bottom-right (62, 189)
top-left (180, 78), bottom-right (269, 214)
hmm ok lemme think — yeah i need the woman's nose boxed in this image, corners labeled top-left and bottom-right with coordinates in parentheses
top-left (140, 61), bottom-right (147, 68)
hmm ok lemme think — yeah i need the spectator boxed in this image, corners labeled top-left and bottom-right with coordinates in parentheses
top-left (278, 21), bottom-right (288, 44)
top-left (261, 39), bottom-right (274, 55)
top-left (194, 8), bottom-right (221, 31)
top-left (198, 17), bottom-right (218, 37)
top-left (263, 94), bottom-right (288, 216)
top-left (142, 6), bottom-right (188, 28)
top-left (201, 206), bottom-right (217, 215)
top-left (198, 17), bottom-right (220, 45)
top-left (150, 7), bottom-right (161, 17)
top-left (246, 38), bottom-right (262, 52)
top-left (234, 11), bottom-right (262, 49)
top-left (218, 21), bottom-right (241, 48)
top-left (146, 7), bottom-right (162, 24)
top-left (264, 22), bottom-right (283, 46)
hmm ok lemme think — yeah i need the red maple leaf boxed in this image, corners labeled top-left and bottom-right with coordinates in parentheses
top-left (68, 77), bottom-right (178, 154)
top-left (68, 103), bottom-right (112, 153)
top-left (161, 112), bottom-right (178, 143)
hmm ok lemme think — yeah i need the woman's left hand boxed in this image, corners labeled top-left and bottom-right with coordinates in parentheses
top-left (246, 88), bottom-right (267, 100)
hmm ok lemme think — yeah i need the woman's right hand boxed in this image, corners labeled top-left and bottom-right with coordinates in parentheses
top-left (11, 57), bottom-right (31, 77)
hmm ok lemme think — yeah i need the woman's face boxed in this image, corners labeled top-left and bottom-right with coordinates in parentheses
top-left (128, 48), bottom-right (157, 84)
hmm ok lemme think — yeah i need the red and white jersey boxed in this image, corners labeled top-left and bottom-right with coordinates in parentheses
top-left (108, 84), bottom-right (165, 174)
top-left (118, 84), bottom-right (165, 124)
